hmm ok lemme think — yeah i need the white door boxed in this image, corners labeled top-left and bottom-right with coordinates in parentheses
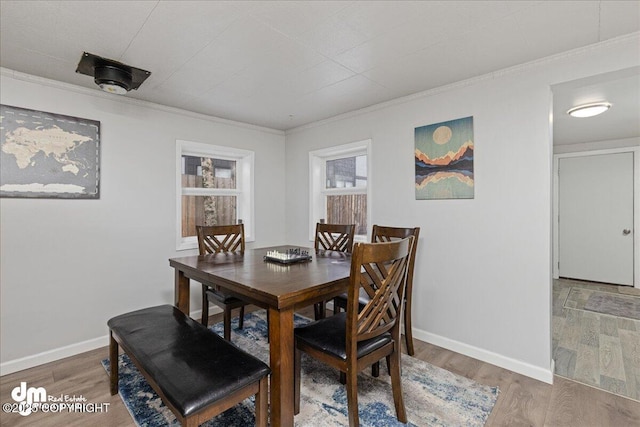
top-left (558, 152), bottom-right (634, 286)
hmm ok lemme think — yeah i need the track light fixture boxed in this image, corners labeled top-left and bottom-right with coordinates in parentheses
top-left (76, 52), bottom-right (151, 95)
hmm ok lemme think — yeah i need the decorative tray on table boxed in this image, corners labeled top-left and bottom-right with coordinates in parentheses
top-left (264, 248), bottom-right (312, 264)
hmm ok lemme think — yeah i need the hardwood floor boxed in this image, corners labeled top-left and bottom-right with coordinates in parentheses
top-left (1, 306), bottom-right (639, 426)
top-left (553, 278), bottom-right (640, 401)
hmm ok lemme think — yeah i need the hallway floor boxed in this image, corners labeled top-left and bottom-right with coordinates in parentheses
top-left (553, 278), bottom-right (640, 401)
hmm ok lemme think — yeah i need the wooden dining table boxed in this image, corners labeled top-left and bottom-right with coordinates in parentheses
top-left (168, 245), bottom-right (351, 427)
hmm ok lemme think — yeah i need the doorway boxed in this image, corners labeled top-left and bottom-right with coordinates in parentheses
top-left (551, 67), bottom-right (640, 400)
top-left (551, 66), bottom-right (640, 289)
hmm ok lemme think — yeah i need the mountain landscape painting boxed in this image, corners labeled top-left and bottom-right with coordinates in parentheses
top-left (415, 116), bottom-right (474, 199)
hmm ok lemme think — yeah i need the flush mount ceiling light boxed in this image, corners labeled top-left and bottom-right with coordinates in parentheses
top-left (75, 52), bottom-right (151, 95)
top-left (566, 102), bottom-right (612, 118)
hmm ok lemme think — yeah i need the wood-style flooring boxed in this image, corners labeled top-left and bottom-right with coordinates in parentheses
top-left (1, 306), bottom-right (639, 426)
top-left (553, 278), bottom-right (640, 401)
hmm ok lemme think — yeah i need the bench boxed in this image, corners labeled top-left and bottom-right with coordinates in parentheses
top-left (108, 305), bottom-right (270, 427)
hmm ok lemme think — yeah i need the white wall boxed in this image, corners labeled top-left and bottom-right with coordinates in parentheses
top-left (0, 71), bottom-right (286, 373)
top-left (284, 34), bottom-right (640, 383)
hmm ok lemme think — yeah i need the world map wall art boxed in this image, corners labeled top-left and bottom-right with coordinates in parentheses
top-left (415, 116), bottom-right (474, 200)
top-left (0, 105), bottom-right (100, 199)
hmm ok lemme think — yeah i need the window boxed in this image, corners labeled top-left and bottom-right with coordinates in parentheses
top-left (309, 140), bottom-right (371, 242)
top-left (177, 140), bottom-right (254, 250)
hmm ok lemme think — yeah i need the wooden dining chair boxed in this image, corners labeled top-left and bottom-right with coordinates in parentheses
top-left (333, 225), bottom-right (420, 356)
top-left (294, 238), bottom-right (413, 427)
top-left (197, 224), bottom-right (248, 341)
top-left (313, 222), bottom-right (355, 319)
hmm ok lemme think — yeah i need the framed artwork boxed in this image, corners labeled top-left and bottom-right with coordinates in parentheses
top-left (415, 116), bottom-right (474, 200)
top-left (0, 104), bottom-right (100, 199)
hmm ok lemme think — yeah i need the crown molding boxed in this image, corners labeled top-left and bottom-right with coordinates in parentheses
top-left (0, 67), bottom-right (285, 136)
top-left (285, 32), bottom-right (640, 135)
top-left (2, 31), bottom-right (637, 137)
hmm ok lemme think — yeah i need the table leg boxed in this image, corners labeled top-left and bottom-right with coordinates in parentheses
top-left (174, 269), bottom-right (190, 315)
top-left (268, 306), bottom-right (295, 427)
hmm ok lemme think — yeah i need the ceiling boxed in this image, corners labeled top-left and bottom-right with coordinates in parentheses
top-left (0, 1), bottom-right (639, 133)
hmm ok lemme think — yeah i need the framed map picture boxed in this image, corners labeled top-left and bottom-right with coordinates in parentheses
top-left (0, 105), bottom-right (100, 199)
top-left (415, 116), bottom-right (474, 200)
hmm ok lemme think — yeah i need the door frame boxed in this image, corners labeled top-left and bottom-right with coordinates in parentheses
top-left (553, 146), bottom-right (639, 288)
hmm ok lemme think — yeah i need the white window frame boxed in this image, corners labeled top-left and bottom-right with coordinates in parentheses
top-left (309, 139), bottom-right (372, 243)
top-left (176, 140), bottom-right (254, 251)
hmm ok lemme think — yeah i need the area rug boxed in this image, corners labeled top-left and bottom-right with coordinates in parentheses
top-left (102, 311), bottom-right (499, 426)
top-left (585, 292), bottom-right (640, 320)
top-left (564, 287), bottom-right (640, 321)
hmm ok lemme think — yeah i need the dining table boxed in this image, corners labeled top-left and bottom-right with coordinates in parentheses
top-left (168, 245), bottom-right (352, 427)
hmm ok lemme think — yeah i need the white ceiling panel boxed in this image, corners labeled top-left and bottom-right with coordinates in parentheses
top-left (330, 1), bottom-right (421, 39)
top-left (121, 1), bottom-right (242, 81)
top-left (261, 38), bottom-right (326, 74)
top-left (0, 0), bottom-right (638, 132)
top-left (212, 14), bottom-right (292, 55)
top-left (0, 42), bottom-right (79, 87)
top-left (288, 60), bottom-right (356, 95)
top-left (515, 1), bottom-right (600, 57)
top-left (600, 0), bottom-right (640, 39)
top-left (333, 19), bottom-right (448, 75)
top-left (154, 57), bottom-right (236, 99)
top-left (443, 14), bottom-right (530, 77)
top-left (0, 1), bottom-right (60, 50)
top-left (55, 1), bottom-right (156, 60)
top-left (297, 74), bottom-right (391, 116)
top-left (297, 14), bottom-right (371, 58)
top-left (241, 0), bottom-right (351, 38)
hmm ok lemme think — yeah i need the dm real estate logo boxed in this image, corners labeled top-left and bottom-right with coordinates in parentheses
top-left (3, 382), bottom-right (110, 417)
top-left (8, 382), bottom-right (46, 416)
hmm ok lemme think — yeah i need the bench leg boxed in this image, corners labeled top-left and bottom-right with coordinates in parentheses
top-left (201, 284), bottom-right (210, 326)
top-left (255, 376), bottom-right (268, 427)
top-left (371, 361), bottom-right (380, 377)
top-left (109, 331), bottom-right (119, 395)
top-left (313, 301), bottom-right (326, 320)
top-left (223, 306), bottom-right (232, 341)
top-left (238, 306), bottom-right (245, 329)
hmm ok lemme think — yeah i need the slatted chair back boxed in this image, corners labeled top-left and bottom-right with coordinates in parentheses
top-left (195, 224), bottom-right (247, 340)
top-left (370, 225), bottom-right (420, 354)
top-left (372, 226), bottom-right (420, 295)
top-left (346, 237), bottom-right (413, 346)
top-left (196, 224), bottom-right (245, 255)
top-left (314, 223), bottom-right (355, 253)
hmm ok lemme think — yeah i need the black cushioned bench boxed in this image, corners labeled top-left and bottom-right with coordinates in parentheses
top-left (108, 305), bottom-right (270, 427)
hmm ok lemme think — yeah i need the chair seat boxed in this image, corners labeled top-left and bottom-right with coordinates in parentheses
top-left (294, 312), bottom-right (391, 360)
top-left (206, 287), bottom-right (244, 305)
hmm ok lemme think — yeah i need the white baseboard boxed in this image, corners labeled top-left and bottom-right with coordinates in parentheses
top-left (3, 306), bottom-right (552, 385)
top-left (412, 328), bottom-right (554, 384)
top-left (0, 306), bottom-right (223, 377)
top-left (1, 335), bottom-right (109, 376)
top-left (325, 303), bottom-right (553, 383)
top-left (194, 305), bottom-right (223, 320)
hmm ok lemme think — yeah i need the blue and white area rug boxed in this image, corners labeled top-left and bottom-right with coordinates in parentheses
top-left (102, 311), bottom-right (498, 426)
